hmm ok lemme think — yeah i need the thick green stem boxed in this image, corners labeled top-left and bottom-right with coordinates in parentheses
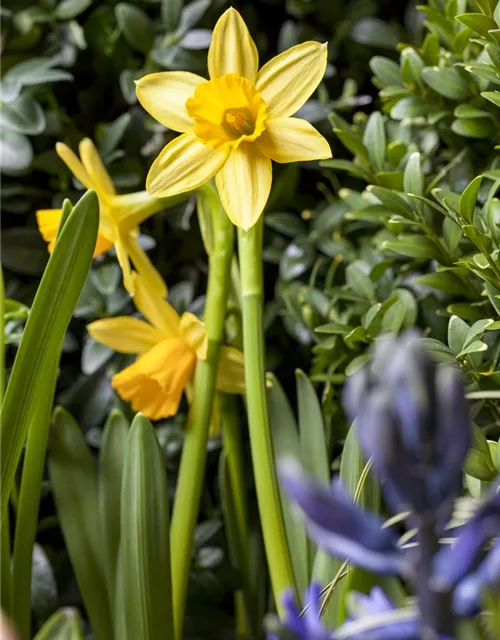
top-left (170, 185), bottom-right (234, 639)
top-left (238, 221), bottom-right (295, 616)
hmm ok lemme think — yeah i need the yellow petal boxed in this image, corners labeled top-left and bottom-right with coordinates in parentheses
top-left (215, 143), bottom-right (272, 230)
top-left (179, 312), bottom-right (207, 359)
top-left (56, 142), bottom-right (94, 190)
top-left (79, 138), bottom-right (116, 196)
top-left (124, 233), bottom-right (167, 298)
top-left (216, 346), bottom-right (245, 394)
top-left (115, 238), bottom-right (134, 295)
top-left (112, 338), bottom-right (196, 420)
top-left (255, 41), bottom-right (328, 118)
top-left (112, 191), bottom-right (164, 231)
top-left (36, 209), bottom-right (62, 252)
top-left (87, 317), bottom-right (164, 353)
top-left (132, 273), bottom-right (181, 337)
top-left (256, 117), bottom-right (331, 163)
top-left (136, 71), bottom-right (205, 133)
top-left (36, 208), bottom-right (112, 257)
top-left (146, 133), bottom-right (230, 198)
top-left (93, 234), bottom-right (114, 257)
top-left (208, 8), bottom-right (259, 82)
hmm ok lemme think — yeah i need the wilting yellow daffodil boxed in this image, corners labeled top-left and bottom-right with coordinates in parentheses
top-left (136, 8), bottom-right (331, 230)
top-left (36, 138), bottom-right (166, 296)
top-left (87, 273), bottom-right (245, 420)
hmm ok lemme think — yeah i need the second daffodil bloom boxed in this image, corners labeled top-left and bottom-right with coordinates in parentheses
top-left (136, 8), bottom-right (332, 230)
top-left (36, 138), bottom-right (167, 296)
top-left (87, 273), bottom-right (245, 420)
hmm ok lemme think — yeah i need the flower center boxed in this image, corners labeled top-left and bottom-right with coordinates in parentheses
top-left (222, 107), bottom-right (255, 137)
top-left (186, 74), bottom-right (267, 149)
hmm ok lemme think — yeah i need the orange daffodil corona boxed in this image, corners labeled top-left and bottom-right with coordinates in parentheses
top-left (88, 274), bottom-right (245, 421)
top-left (36, 138), bottom-right (167, 296)
top-left (136, 8), bottom-right (332, 230)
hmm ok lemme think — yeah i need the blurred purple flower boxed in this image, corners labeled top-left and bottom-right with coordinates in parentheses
top-left (344, 332), bottom-right (470, 526)
top-left (278, 458), bottom-right (402, 575)
top-left (433, 482), bottom-right (500, 616)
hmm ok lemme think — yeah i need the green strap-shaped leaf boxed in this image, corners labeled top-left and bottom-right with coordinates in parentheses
top-left (118, 413), bottom-right (173, 640)
top-left (267, 373), bottom-right (309, 598)
top-left (12, 359), bottom-right (59, 640)
top-left (98, 409), bottom-right (129, 607)
top-left (33, 607), bottom-right (84, 640)
top-left (49, 408), bottom-right (113, 640)
top-left (1, 190), bottom-right (99, 520)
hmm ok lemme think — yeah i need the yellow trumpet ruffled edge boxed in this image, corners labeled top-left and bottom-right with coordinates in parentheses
top-left (36, 138), bottom-right (167, 297)
top-left (88, 274), bottom-right (245, 421)
top-left (136, 7), bottom-right (332, 231)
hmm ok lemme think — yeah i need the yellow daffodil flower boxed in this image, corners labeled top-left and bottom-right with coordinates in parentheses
top-left (36, 138), bottom-right (166, 296)
top-left (136, 8), bottom-right (331, 230)
top-left (87, 273), bottom-right (245, 420)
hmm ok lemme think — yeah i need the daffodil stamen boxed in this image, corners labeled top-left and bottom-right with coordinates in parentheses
top-left (223, 107), bottom-right (255, 137)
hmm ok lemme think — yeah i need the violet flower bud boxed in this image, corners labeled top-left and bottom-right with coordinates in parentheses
top-left (278, 458), bottom-right (402, 575)
top-left (344, 331), bottom-right (470, 526)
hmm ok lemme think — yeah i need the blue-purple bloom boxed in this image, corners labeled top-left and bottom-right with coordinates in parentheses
top-left (345, 332), bottom-right (470, 527)
top-left (278, 459), bottom-right (402, 575)
top-left (272, 332), bottom-right (500, 640)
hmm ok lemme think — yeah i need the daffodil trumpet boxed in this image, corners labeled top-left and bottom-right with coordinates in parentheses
top-left (36, 138), bottom-right (185, 297)
top-left (136, 7), bottom-right (331, 231)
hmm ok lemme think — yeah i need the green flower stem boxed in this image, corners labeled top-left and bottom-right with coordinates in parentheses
top-left (237, 220), bottom-right (295, 616)
top-left (170, 185), bottom-right (234, 640)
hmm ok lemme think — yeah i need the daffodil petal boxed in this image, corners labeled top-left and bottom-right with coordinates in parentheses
top-left (112, 338), bottom-right (196, 419)
top-left (36, 208), bottom-right (112, 257)
top-left (216, 346), bottom-right (245, 394)
top-left (136, 71), bottom-right (205, 133)
top-left (208, 8), bottom-right (259, 81)
top-left (180, 312), bottom-right (207, 359)
top-left (115, 238), bottom-right (134, 295)
top-left (215, 143), bottom-right (272, 230)
top-left (56, 142), bottom-right (94, 190)
top-left (36, 209), bottom-right (62, 252)
top-left (79, 138), bottom-right (116, 196)
top-left (87, 317), bottom-right (165, 353)
top-left (132, 273), bottom-right (181, 337)
top-left (124, 233), bottom-right (167, 298)
top-left (146, 133), bottom-right (230, 198)
top-left (256, 117), bottom-right (331, 163)
top-left (255, 41), bottom-right (328, 118)
top-left (112, 191), bottom-right (164, 230)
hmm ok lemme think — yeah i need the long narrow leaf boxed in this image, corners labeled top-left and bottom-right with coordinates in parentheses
top-left (48, 408), bottom-right (113, 640)
top-left (33, 608), bottom-right (84, 640)
top-left (12, 359), bottom-right (58, 640)
top-left (1, 190), bottom-right (99, 520)
top-left (314, 423), bottom-right (381, 625)
top-left (0, 267), bottom-right (10, 616)
top-left (98, 409), bottom-right (129, 606)
top-left (267, 373), bottom-right (309, 598)
top-left (118, 413), bottom-right (173, 640)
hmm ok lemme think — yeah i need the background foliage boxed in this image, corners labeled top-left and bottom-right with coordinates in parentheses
top-left (3, 0), bottom-right (500, 637)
